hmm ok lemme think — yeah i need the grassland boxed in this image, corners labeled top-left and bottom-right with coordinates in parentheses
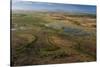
top-left (11, 11), bottom-right (96, 66)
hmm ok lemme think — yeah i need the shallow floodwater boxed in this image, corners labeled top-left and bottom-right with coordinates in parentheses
top-left (63, 27), bottom-right (91, 36)
top-left (11, 26), bottom-right (32, 31)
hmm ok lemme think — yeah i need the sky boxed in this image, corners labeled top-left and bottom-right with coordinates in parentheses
top-left (12, 0), bottom-right (96, 14)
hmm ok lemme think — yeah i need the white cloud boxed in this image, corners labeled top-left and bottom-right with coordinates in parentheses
top-left (47, 3), bottom-right (54, 5)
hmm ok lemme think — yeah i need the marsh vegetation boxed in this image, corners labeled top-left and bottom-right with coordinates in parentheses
top-left (11, 11), bottom-right (96, 66)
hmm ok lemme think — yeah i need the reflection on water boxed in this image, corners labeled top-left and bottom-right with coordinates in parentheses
top-left (11, 26), bottom-right (32, 31)
top-left (63, 27), bottom-right (91, 36)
